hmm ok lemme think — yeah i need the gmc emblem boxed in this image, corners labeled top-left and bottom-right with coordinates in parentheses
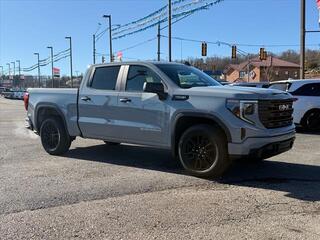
top-left (279, 104), bottom-right (290, 111)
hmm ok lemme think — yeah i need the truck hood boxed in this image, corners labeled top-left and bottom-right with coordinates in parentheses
top-left (173, 85), bottom-right (292, 100)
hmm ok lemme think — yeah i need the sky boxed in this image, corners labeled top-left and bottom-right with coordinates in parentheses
top-left (0, 0), bottom-right (320, 76)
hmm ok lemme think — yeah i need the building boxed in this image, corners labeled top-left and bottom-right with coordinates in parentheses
top-left (224, 56), bottom-right (300, 83)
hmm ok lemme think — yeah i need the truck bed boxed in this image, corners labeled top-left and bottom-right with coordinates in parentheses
top-left (27, 88), bottom-right (80, 136)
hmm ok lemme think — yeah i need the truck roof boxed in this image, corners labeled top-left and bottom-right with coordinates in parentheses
top-left (89, 61), bottom-right (185, 68)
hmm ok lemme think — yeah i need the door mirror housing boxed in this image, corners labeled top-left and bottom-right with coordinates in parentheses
top-left (143, 82), bottom-right (167, 100)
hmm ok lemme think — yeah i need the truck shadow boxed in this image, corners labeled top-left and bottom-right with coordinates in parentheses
top-left (65, 144), bottom-right (320, 202)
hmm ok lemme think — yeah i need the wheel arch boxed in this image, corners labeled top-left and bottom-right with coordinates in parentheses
top-left (171, 112), bottom-right (231, 158)
top-left (35, 103), bottom-right (69, 135)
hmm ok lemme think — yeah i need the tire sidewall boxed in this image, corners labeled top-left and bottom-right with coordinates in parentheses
top-left (178, 124), bottom-right (230, 178)
top-left (40, 117), bottom-right (70, 155)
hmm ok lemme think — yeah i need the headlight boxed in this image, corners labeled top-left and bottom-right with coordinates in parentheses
top-left (226, 99), bottom-right (258, 124)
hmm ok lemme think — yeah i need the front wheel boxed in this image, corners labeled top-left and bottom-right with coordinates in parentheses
top-left (178, 124), bottom-right (231, 178)
top-left (40, 117), bottom-right (71, 155)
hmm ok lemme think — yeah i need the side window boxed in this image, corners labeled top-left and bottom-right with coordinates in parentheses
top-left (126, 65), bottom-right (161, 92)
top-left (90, 66), bottom-right (120, 90)
top-left (291, 83), bottom-right (320, 96)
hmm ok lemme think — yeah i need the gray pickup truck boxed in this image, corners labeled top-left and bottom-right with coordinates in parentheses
top-left (25, 62), bottom-right (295, 178)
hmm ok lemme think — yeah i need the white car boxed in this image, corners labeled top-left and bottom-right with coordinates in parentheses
top-left (269, 79), bottom-right (320, 131)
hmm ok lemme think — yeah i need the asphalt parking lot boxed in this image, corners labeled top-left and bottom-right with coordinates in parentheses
top-left (0, 97), bottom-right (320, 240)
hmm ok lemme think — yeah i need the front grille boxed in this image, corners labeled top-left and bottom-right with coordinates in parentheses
top-left (258, 99), bottom-right (294, 129)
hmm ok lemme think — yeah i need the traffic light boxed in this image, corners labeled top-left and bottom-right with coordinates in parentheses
top-left (201, 42), bottom-right (207, 56)
top-left (259, 48), bottom-right (267, 60)
top-left (263, 51), bottom-right (267, 60)
top-left (231, 45), bottom-right (237, 59)
top-left (102, 56), bottom-right (105, 63)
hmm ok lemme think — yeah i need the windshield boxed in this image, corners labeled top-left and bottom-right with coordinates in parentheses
top-left (156, 64), bottom-right (221, 89)
top-left (269, 83), bottom-right (291, 91)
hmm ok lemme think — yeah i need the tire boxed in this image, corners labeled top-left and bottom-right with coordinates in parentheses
top-left (301, 110), bottom-right (320, 131)
top-left (178, 124), bottom-right (231, 178)
top-left (103, 141), bottom-right (120, 146)
top-left (40, 117), bottom-right (71, 155)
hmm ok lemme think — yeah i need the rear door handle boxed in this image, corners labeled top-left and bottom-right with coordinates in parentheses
top-left (120, 98), bottom-right (131, 103)
top-left (81, 96), bottom-right (91, 101)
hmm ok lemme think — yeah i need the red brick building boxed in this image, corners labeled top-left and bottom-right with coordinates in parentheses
top-left (224, 56), bottom-right (300, 83)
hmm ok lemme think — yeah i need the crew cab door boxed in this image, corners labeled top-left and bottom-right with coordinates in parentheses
top-left (117, 64), bottom-right (170, 146)
top-left (78, 65), bottom-right (124, 140)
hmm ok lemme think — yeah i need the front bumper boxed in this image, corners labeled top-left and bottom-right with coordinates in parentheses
top-left (228, 130), bottom-right (295, 157)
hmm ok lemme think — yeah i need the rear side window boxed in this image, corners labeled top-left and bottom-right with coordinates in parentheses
top-left (90, 66), bottom-right (120, 90)
top-left (291, 83), bottom-right (320, 96)
top-left (126, 65), bottom-right (161, 92)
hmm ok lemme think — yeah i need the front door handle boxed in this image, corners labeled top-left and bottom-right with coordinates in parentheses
top-left (120, 98), bottom-right (131, 103)
top-left (81, 96), bottom-right (91, 101)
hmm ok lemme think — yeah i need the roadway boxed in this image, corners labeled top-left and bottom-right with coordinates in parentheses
top-left (0, 97), bottom-right (319, 239)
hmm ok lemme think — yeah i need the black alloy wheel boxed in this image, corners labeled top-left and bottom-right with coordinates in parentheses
top-left (180, 134), bottom-right (218, 171)
top-left (178, 124), bottom-right (231, 178)
top-left (40, 117), bottom-right (71, 155)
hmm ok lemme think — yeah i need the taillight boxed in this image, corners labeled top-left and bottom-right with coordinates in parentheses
top-left (23, 92), bottom-right (29, 111)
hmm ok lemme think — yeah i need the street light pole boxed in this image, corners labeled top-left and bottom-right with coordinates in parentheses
top-left (65, 37), bottom-right (73, 87)
top-left (11, 62), bottom-right (15, 86)
top-left (0, 66), bottom-right (3, 79)
top-left (16, 60), bottom-right (21, 79)
top-left (34, 53), bottom-right (41, 87)
top-left (47, 47), bottom-right (54, 88)
top-left (168, 0), bottom-right (172, 62)
top-left (300, 0), bottom-right (306, 79)
top-left (103, 15), bottom-right (113, 62)
top-left (157, 22), bottom-right (161, 61)
top-left (93, 34), bottom-right (96, 64)
top-left (6, 63), bottom-right (10, 79)
top-left (16, 60), bottom-right (21, 88)
top-left (11, 62), bottom-right (15, 76)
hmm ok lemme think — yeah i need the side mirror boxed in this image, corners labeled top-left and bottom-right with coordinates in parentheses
top-left (143, 82), bottom-right (167, 100)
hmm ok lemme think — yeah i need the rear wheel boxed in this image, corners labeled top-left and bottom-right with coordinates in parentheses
top-left (40, 117), bottom-right (71, 155)
top-left (301, 110), bottom-right (320, 131)
top-left (178, 124), bottom-right (231, 178)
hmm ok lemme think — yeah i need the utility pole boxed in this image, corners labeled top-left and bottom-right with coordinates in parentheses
top-left (157, 22), bottom-right (161, 61)
top-left (65, 37), bottom-right (73, 87)
top-left (47, 46), bottom-right (54, 88)
top-left (300, 0), bottom-right (306, 79)
top-left (103, 15), bottom-right (113, 62)
top-left (168, 0), bottom-right (172, 62)
top-left (34, 53), bottom-right (40, 87)
top-left (93, 34), bottom-right (96, 64)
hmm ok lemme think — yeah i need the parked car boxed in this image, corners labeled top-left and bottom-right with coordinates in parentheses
top-left (230, 82), bottom-right (270, 88)
top-left (0, 87), bottom-right (10, 95)
top-left (24, 62), bottom-right (295, 178)
top-left (2, 90), bottom-right (14, 99)
top-left (269, 79), bottom-right (320, 131)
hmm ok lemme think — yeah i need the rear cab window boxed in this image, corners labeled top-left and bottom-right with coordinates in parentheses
top-left (90, 66), bottom-right (121, 90)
